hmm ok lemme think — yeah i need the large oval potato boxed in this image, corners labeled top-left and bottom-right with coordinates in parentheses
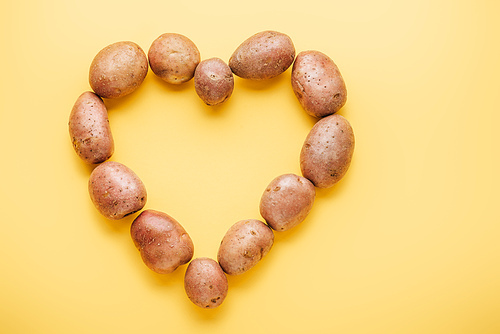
top-left (260, 174), bottom-right (316, 231)
top-left (229, 30), bottom-right (295, 80)
top-left (148, 33), bottom-right (200, 84)
top-left (184, 258), bottom-right (228, 309)
top-left (88, 161), bottom-right (147, 219)
top-left (217, 219), bottom-right (274, 275)
top-left (131, 210), bottom-right (194, 274)
top-left (300, 114), bottom-right (355, 188)
top-left (89, 41), bottom-right (148, 99)
top-left (194, 57), bottom-right (234, 106)
top-left (69, 91), bottom-right (114, 164)
top-left (291, 50), bottom-right (347, 118)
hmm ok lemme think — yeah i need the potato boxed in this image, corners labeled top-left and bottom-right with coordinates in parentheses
top-left (300, 114), bottom-right (355, 188)
top-left (184, 258), bottom-right (228, 309)
top-left (217, 219), bottom-right (274, 275)
top-left (88, 161), bottom-right (147, 219)
top-left (259, 174), bottom-right (316, 231)
top-left (68, 91), bottom-right (114, 164)
top-left (291, 50), bottom-right (347, 118)
top-left (148, 33), bottom-right (200, 84)
top-left (89, 41), bottom-right (148, 99)
top-left (131, 210), bottom-right (194, 274)
top-left (194, 58), bottom-right (234, 106)
top-left (229, 30), bottom-right (295, 80)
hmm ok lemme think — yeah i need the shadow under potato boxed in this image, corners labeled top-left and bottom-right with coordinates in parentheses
top-left (150, 73), bottom-right (195, 93)
top-left (234, 71), bottom-right (290, 91)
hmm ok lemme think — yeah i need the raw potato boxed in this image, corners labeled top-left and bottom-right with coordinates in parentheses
top-left (89, 41), bottom-right (148, 99)
top-left (88, 161), bottom-right (147, 219)
top-left (260, 174), bottom-right (316, 231)
top-left (194, 58), bottom-right (234, 106)
top-left (217, 219), bottom-right (274, 275)
top-left (229, 30), bottom-right (295, 80)
top-left (69, 91), bottom-right (114, 164)
top-left (291, 50), bottom-right (347, 118)
top-left (148, 33), bottom-right (200, 84)
top-left (184, 258), bottom-right (228, 309)
top-left (131, 210), bottom-right (194, 274)
top-left (300, 114), bottom-right (355, 188)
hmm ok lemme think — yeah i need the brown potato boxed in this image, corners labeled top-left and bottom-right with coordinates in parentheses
top-left (89, 41), bottom-right (148, 99)
top-left (148, 33), bottom-right (200, 84)
top-left (300, 114), bottom-right (355, 188)
top-left (88, 161), bottom-right (147, 219)
top-left (291, 50), bottom-right (347, 118)
top-left (69, 91), bottom-right (114, 164)
top-left (229, 30), bottom-right (295, 80)
top-left (131, 210), bottom-right (194, 274)
top-left (194, 58), bottom-right (234, 106)
top-left (217, 219), bottom-right (274, 275)
top-left (260, 174), bottom-right (316, 231)
top-left (184, 258), bottom-right (228, 309)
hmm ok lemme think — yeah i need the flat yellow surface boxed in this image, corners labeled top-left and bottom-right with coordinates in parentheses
top-left (1, 0), bottom-right (499, 333)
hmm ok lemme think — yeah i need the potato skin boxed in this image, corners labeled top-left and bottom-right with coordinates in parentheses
top-left (229, 30), bottom-right (295, 80)
top-left (300, 114), bottom-right (355, 188)
top-left (194, 58), bottom-right (234, 106)
top-left (260, 174), bottom-right (316, 231)
top-left (148, 33), bottom-right (200, 84)
top-left (69, 91), bottom-right (114, 164)
top-left (184, 258), bottom-right (228, 309)
top-left (131, 210), bottom-right (194, 274)
top-left (89, 41), bottom-right (148, 99)
top-left (217, 219), bottom-right (274, 275)
top-left (88, 161), bottom-right (147, 219)
top-left (291, 50), bottom-right (347, 118)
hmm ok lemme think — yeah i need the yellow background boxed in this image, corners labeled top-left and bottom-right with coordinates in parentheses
top-left (1, 0), bottom-right (499, 332)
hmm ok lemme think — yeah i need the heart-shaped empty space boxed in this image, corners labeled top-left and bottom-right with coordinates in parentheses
top-left (105, 71), bottom-right (315, 255)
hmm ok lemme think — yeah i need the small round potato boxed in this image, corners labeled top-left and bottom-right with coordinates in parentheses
top-left (194, 58), bottom-right (234, 106)
top-left (69, 91), bottom-right (114, 164)
top-left (148, 33), bottom-right (200, 84)
top-left (291, 50), bottom-right (347, 118)
top-left (88, 161), bottom-right (147, 219)
top-left (184, 258), bottom-right (228, 309)
top-left (217, 219), bottom-right (274, 275)
top-left (229, 30), bottom-right (295, 80)
top-left (89, 41), bottom-right (148, 99)
top-left (300, 114), bottom-right (355, 188)
top-left (260, 174), bottom-right (316, 231)
top-left (131, 210), bottom-right (194, 274)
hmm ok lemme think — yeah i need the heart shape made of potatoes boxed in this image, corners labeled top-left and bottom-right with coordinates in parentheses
top-left (69, 30), bottom-right (355, 309)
